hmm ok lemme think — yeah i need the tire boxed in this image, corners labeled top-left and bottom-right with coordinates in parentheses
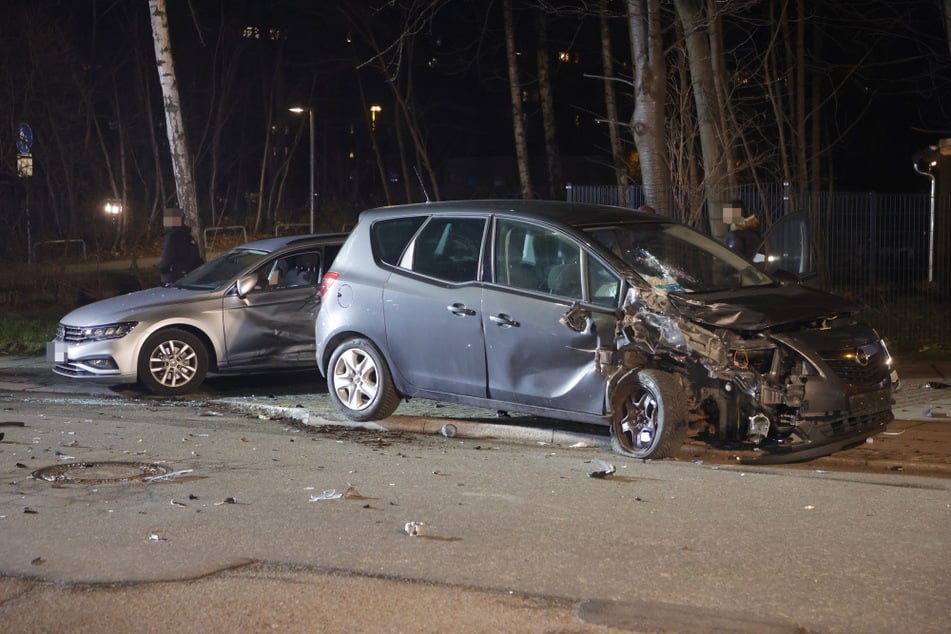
top-left (609, 369), bottom-right (688, 460)
top-left (326, 338), bottom-right (400, 422)
top-left (137, 328), bottom-right (208, 396)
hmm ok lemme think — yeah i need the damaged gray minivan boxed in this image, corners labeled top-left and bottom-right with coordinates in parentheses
top-left (314, 200), bottom-right (899, 463)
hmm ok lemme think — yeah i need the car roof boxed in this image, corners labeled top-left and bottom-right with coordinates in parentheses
top-left (359, 199), bottom-right (660, 228)
top-left (235, 232), bottom-right (349, 253)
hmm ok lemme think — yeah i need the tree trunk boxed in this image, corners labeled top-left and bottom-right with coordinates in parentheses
top-left (600, 0), bottom-right (628, 203)
top-left (148, 0), bottom-right (203, 256)
top-left (673, 0), bottom-right (733, 239)
top-left (503, 0), bottom-right (533, 199)
top-left (627, 0), bottom-right (669, 213)
top-left (536, 10), bottom-right (563, 200)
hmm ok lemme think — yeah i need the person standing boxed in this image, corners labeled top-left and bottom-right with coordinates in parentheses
top-left (159, 208), bottom-right (203, 285)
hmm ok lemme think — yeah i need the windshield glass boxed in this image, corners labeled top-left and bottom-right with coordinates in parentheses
top-left (586, 222), bottom-right (774, 293)
top-left (173, 248), bottom-right (270, 291)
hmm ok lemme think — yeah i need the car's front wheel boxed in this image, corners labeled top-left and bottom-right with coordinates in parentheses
top-left (609, 369), bottom-right (687, 459)
top-left (327, 338), bottom-right (400, 422)
top-left (137, 328), bottom-right (208, 396)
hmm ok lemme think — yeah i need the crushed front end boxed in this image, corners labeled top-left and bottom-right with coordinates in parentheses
top-left (616, 284), bottom-right (899, 463)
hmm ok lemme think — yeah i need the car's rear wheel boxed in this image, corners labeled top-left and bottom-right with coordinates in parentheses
top-left (137, 328), bottom-right (208, 396)
top-left (327, 338), bottom-right (400, 421)
top-left (609, 369), bottom-right (687, 460)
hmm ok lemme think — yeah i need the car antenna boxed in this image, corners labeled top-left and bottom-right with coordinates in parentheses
top-left (413, 166), bottom-right (431, 203)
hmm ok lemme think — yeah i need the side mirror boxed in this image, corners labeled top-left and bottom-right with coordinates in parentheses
top-left (236, 274), bottom-right (258, 298)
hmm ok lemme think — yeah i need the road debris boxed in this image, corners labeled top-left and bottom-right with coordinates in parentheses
top-left (309, 486), bottom-right (364, 501)
top-left (440, 423), bottom-right (457, 438)
top-left (404, 521), bottom-right (425, 536)
top-left (587, 459), bottom-right (616, 479)
top-left (144, 469), bottom-right (194, 482)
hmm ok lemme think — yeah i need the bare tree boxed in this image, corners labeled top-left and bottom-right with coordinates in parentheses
top-left (627, 0), bottom-right (669, 213)
top-left (148, 0), bottom-right (202, 255)
top-left (535, 10), bottom-right (563, 199)
top-left (599, 0), bottom-right (628, 202)
top-left (672, 0), bottom-right (735, 238)
top-left (504, 0), bottom-right (534, 199)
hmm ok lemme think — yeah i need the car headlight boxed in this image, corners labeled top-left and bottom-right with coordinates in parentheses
top-left (80, 322), bottom-right (138, 341)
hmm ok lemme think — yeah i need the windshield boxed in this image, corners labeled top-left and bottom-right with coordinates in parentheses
top-left (173, 248), bottom-right (270, 291)
top-left (586, 222), bottom-right (774, 293)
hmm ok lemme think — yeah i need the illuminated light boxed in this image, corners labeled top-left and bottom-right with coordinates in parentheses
top-left (558, 51), bottom-right (570, 62)
top-left (104, 200), bottom-right (123, 215)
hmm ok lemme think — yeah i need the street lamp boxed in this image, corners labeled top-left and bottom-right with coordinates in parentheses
top-left (369, 104), bottom-right (382, 132)
top-left (104, 199), bottom-right (123, 217)
top-left (289, 106), bottom-right (315, 233)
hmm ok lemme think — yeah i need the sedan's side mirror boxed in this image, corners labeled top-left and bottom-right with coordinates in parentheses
top-left (236, 274), bottom-right (258, 299)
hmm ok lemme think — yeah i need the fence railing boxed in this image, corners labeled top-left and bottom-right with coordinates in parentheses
top-left (566, 184), bottom-right (948, 351)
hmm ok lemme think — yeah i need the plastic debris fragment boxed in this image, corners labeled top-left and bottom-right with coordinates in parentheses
top-left (144, 469), bottom-right (193, 482)
top-left (588, 459), bottom-right (616, 478)
top-left (309, 489), bottom-right (345, 501)
top-left (404, 521), bottom-right (425, 536)
top-left (440, 424), bottom-right (457, 438)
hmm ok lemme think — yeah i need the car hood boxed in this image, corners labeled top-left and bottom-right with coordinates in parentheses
top-left (667, 284), bottom-right (858, 332)
top-left (59, 286), bottom-right (217, 325)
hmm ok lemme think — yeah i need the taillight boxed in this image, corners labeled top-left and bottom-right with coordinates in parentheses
top-left (319, 271), bottom-right (339, 297)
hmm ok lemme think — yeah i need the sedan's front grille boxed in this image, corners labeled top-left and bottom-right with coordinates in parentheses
top-left (822, 351), bottom-right (890, 386)
top-left (59, 324), bottom-right (87, 343)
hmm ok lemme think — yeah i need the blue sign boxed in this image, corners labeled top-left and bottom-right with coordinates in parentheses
top-left (16, 122), bottom-right (33, 154)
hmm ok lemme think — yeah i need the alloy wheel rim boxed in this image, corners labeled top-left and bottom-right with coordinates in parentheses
top-left (333, 348), bottom-right (379, 411)
top-left (149, 340), bottom-right (198, 387)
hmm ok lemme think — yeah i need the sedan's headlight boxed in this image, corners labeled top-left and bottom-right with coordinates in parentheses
top-left (80, 322), bottom-right (138, 341)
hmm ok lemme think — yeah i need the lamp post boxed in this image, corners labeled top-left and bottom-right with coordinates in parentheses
top-left (289, 106), bottom-right (315, 233)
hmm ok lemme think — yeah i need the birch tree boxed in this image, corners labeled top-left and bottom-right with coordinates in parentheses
top-left (148, 0), bottom-right (202, 255)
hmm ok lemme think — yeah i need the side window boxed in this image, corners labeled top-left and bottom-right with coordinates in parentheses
top-left (494, 219), bottom-right (581, 298)
top-left (401, 217), bottom-right (486, 283)
top-left (252, 251), bottom-right (323, 291)
top-left (372, 216), bottom-right (426, 265)
top-left (587, 255), bottom-right (621, 308)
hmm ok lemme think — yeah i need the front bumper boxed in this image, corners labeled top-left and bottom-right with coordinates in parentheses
top-left (46, 339), bottom-right (138, 382)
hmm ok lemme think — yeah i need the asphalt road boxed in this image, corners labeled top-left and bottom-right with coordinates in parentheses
top-left (0, 364), bottom-right (949, 633)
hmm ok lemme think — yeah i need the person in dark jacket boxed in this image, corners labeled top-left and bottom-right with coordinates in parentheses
top-left (723, 214), bottom-right (762, 260)
top-left (159, 209), bottom-right (203, 285)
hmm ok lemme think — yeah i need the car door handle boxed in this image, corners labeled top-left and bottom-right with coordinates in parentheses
top-left (489, 313), bottom-right (520, 328)
top-left (447, 303), bottom-right (476, 317)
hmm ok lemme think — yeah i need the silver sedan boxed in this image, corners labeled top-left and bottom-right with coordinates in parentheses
top-left (47, 233), bottom-right (345, 395)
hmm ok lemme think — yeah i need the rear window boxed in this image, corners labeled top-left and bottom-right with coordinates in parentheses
top-left (371, 216), bottom-right (426, 265)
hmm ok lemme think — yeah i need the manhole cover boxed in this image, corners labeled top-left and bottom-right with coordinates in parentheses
top-left (32, 461), bottom-right (172, 484)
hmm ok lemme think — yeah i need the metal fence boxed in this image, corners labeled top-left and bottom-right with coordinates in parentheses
top-left (566, 184), bottom-right (948, 351)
